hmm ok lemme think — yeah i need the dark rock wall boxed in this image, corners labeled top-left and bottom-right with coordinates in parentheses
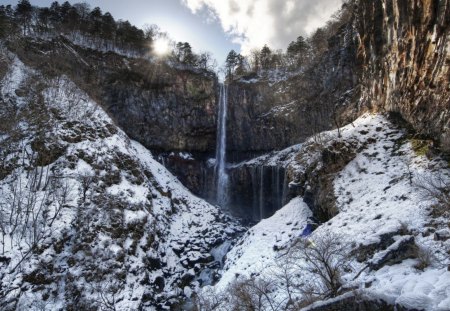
top-left (353, 0), bottom-right (450, 150)
top-left (102, 64), bottom-right (218, 152)
top-left (226, 22), bottom-right (359, 162)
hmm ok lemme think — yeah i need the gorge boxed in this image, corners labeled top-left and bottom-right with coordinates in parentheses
top-left (0, 0), bottom-right (449, 310)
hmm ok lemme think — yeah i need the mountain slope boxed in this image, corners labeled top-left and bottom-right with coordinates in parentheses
top-left (202, 114), bottom-right (450, 310)
top-left (0, 54), bottom-right (241, 310)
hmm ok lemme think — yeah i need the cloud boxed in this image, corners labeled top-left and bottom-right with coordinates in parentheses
top-left (181, 0), bottom-right (343, 54)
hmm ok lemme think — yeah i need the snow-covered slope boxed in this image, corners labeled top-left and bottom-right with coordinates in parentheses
top-left (0, 55), bottom-right (242, 310)
top-left (206, 114), bottom-right (450, 310)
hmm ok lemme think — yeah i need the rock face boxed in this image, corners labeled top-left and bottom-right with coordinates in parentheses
top-left (223, 0), bottom-right (450, 219)
top-left (102, 65), bottom-right (218, 153)
top-left (352, 0), bottom-right (450, 150)
top-left (9, 36), bottom-right (219, 198)
top-left (9, 36), bottom-right (218, 153)
top-left (226, 0), bottom-right (450, 160)
top-left (226, 23), bottom-right (359, 161)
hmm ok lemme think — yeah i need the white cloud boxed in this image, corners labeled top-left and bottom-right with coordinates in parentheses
top-left (181, 0), bottom-right (343, 54)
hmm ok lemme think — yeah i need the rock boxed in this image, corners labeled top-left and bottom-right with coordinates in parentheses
top-left (354, 0), bottom-right (450, 151)
top-left (303, 292), bottom-right (394, 311)
top-left (179, 273), bottom-right (195, 288)
top-left (353, 230), bottom-right (404, 263)
top-left (434, 229), bottom-right (450, 241)
top-left (153, 276), bottom-right (165, 293)
top-left (368, 236), bottom-right (417, 271)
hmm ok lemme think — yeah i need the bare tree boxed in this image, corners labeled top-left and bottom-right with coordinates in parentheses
top-left (287, 233), bottom-right (350, 299)
top-left (77, 171), bottom-right (95, 203)
top-left (227, 276), bottom-right (282, 311)
top-left (415, 171), bottom-right (450, 217)
top-left (191, 287), bottom-right (228, 311)
top-left (48, 175), bottom-right (73, 226)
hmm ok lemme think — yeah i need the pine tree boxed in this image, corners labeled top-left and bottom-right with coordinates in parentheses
top-left (15, 0), bottom-right (33, 35)
top-left (287, 36), bottom-right (310, 67)
top-left (260, 45), bottom-right (272, 70)
top-left (225, 50), bottom-right (238, 77)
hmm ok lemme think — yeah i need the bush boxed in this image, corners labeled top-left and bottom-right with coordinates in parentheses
top-left (413, 245), bottom-right (434, 271)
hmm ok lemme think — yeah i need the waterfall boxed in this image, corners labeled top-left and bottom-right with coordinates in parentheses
top-left (259, 166), bottom-right (264, 219)
top-left (215, 83), bottom-right (229, 207)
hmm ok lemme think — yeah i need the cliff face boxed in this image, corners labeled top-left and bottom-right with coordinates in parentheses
top-left (102, 65), bottom-right (217, 153)
top-left (225, 0), bottom-right (450, 219)
top-left (226, 23), bottom-right (359, 161)
top-left (9, 36), bottom-right (218, 153)
top-left (227, 0), bottom-right (450, 161)
top-left (354, 0), bottom-right (450, 149)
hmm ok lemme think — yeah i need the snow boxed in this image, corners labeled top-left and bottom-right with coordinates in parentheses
top-left (214, 197), bottom-right (312, 289)
top-left (210, 113), bottom-right (450, 310)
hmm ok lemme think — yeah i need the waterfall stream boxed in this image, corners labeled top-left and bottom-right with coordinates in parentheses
top-left (215, 83), bottom-right (229, 207)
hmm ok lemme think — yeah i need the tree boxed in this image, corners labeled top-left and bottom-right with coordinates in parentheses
top-left (287, 36), bottom-right (310, 67)
top-left (197, 52), bottom-right (217, 71)
top-left (249, 48), bottom-right (261, 72)
top-left (36, 7), bottom-right (51, 34)
top-left (49, 1), bottom-right (61, 25)
top-left (260, 44), bottom-right (273, 70)
top-left (101, 12), bottom-right (116, 42)
top-left (309, 28), bottom-right (328, 57)
top-left (0, 6), bottom-right (11, 38)
top-left (225, 49), bottom-right (238, 78)
top-left (288, 233), bottom-right (350, 299)
top-left (143, 23), bottom-right (159, 42)
top-left (174, 42), bottom-right (196, 66)
top-left (88, 6), bottom-right (102, 37)
top-left (15, 0), bottom-right (33, 35)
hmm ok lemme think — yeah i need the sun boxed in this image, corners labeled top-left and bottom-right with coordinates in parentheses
top-left (153, 38), bottom-right (171, 55)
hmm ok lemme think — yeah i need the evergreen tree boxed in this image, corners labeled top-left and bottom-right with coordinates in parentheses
top-left (37, 7), bottom-right (51, 33)
top-left (0, 6), bottom-right (8, 38)
top-left (260, 45), bottom-right (273, 70)
top-left (225, 49), bottom-right (238, 77)
top-left (287, 36), bottom-right (310, 67)
top-left (15, 0), bottom-right (33, 35)
top-left (49, 1), bottom-right (60, 25)
top-left (101, 12), bottom-right (116, 42)
top-left (175, 42), bottom-right (196, 66)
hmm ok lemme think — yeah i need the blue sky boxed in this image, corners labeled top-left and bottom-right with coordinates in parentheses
top-left (0, 0), bottom-right (343, 64)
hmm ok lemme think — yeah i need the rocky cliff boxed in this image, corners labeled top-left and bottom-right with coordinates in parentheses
top-left (224, 0), bottom-right (450, 220)
top-left (351, 0), bottom-right (450, 150)
top-left (226, 22), bottom-right (359, 161)
top-left (8, 36), bottom-right (218, 154)
top-left (226, 0), bottom-right (450, 161)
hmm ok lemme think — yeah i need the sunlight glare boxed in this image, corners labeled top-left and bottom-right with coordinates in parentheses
top-left (153, 38), bottom-right (170, 55)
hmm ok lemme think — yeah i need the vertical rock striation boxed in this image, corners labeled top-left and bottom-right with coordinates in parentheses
top-left (354, 0), bottom-right (450, 150)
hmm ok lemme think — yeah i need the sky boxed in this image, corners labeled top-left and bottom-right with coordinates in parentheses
top-left (0, 0), bottom-right (343, 63)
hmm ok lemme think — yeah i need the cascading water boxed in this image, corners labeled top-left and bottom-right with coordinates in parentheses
top-left (215, 83), bottom-right (229, 207)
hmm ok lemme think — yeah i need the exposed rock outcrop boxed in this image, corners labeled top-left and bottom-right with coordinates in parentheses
top-left (352, 0), bottom-right (450, 151)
